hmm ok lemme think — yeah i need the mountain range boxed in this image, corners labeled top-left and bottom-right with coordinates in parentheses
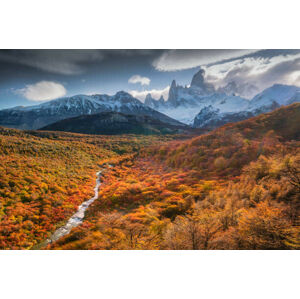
top-left (193, 84), bottom-right (300, 129)
top-left (0, 69), bottom-right (299, 133)
top-left (0, 91), bottom-right (184, 130)
top-left (144, 69), bottom-right (300, 129)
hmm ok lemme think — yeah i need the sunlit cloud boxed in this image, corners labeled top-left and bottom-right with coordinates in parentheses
top-left (16, 81), bottom-right (67, 101)
top-left (204, 52), bottom-right (300, 96)
top-left (128, 75), bottom-right (151, 86)
top-left (129, 86), bottom-right (170, 102)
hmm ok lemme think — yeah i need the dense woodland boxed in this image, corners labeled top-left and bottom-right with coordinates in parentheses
top-left (50, 104), bottom-right (300, 249)
top-left (0, 128), bottom-right (174, 249)
top-left (0, 104), bottom-right (299, 249)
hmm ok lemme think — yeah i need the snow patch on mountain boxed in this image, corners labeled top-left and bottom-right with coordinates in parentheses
top-left (144, 68), bottom-right (250, 124)
top-left (249, 84), bottom-right (300, 111)
top-left (217, 81), bottom-right (259, 99)
top-left (0, 91), bottom-right (183, 130)
top-left (193, 84), bottom-right (300, 129)
top-left (144, 68), bottom-right (300, 128)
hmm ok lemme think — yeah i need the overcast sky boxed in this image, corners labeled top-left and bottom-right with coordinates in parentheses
top-left (0, 49), bottom-right (300, 109)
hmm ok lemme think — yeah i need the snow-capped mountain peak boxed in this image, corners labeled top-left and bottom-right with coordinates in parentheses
top-left (192, 83), bottom-right (300, 129)
top-left (249, 84), bottom-right (300, 111)
top-left (0, 91), bottom-right (183, 130)
top-left (2, 67), bottom-right (300, 132)
top-left (143, 68), bottom-right (300, 128)
top-left (143, 70), bottom-right (250, 124)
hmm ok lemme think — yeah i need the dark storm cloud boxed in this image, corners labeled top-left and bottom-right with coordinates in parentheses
top-left (152, 50), bottom-right (258, 71)
top-left (0, 50), bottom-right (105, 75)
top-left (1, 49), bottom-right (300, 108)
top-left (0, 50), bottom-right (162, 76)
top-left (0, 50), bottom-right (167, 108)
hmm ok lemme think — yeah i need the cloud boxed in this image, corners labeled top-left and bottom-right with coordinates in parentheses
top-left (152, 49), bottom-right (300, 98)
top-left (128, 75), bottom-right (151, 86)
top-left (153, 50), bottom-right (258, 71)
top-left (17, 81), bottom-right (67, 101)
top-left (112, 50), bottom-right (158, 56)
top-left (0, 50), bottom-right (159, 76)
top-left (0, 50), bottom-right (104, 75)
top-left (129, 86), bottom-right (170, 102)
top-left (203, 51), bottom-right (300, 97)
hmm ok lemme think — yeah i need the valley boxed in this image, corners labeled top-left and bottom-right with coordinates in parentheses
top-left (0, 104), bottom-right (299, 249)
top-left (0, 63), bottom-right (299, 250)
top-left (0, 128), bottom-right (176, 249)
top-left (46, 169), bottom-right (103, 245)
top-left (47, 103), bottom-right (300, 250)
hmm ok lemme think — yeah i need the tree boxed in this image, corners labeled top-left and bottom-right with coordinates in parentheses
top-left (236, 202), bottom-right (299, 250)
top-left (164, 211), bottom-right (220, 250)
top-left (280, 154), bottom-right (300, 192)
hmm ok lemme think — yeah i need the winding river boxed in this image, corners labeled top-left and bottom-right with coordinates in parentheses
top-left (46, 170), bottom-right (103, 245)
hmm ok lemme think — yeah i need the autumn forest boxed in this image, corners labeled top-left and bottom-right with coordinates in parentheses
top-left (0, 103), bottom-right (299, 250)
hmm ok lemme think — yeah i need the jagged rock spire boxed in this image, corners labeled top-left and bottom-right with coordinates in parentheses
top-left (191, 69), bottom-right (205, 87)
top-left (190, 68), bottom-right (215, 93)
top-left (144, 93), bottom-right (154, 106)
top-left (168, 80), bottom-right (178, 105)
top-left (145, 93), bottom-right (153, 101)
top-left (158, 95), bottom-right (165, 103)
top-left (170, 79), bottom-right (176, 89)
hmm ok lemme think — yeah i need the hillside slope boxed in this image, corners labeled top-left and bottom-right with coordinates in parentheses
top-left (153, 103), bottom-right (300, 177)
top-left (40, 112), bottom-right (192, 135)
top-left (50, 103), bottom-right (300, 250)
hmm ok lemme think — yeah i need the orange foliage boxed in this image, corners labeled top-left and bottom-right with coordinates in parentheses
top-left (0, 127), bottom-right (173, 249)
top-left (1, 104), bottom-right (299, 250)
top-left (50, 105), bottom-right (300, 250)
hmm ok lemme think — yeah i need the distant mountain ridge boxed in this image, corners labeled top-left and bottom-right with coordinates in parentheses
top-left (40, 112), bottom-right (192, 135)
top-left (144, 69), bottom-right (252, 124)
top-left (0, 91), bottom-right (184, 130)
top-left (193, 84), bottom-right (300, 129)
top-left (143, 69), bottom-right (300, 128)
top-left (1, 68), bottom-right (300, 132)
